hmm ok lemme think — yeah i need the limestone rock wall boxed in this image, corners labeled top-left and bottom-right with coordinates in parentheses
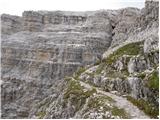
top-left (23, 11), bottom-right (44, 32)
top-left (1, 14), bottom-right (23, 35)
top-left (109, 0), bottom-right (159, 48)
top-left (1, 10), bottom-right (112, 118)
top-left (109, 8), bottom-right (141, 47)
top-left (22, 11), bottom-right (88, 32)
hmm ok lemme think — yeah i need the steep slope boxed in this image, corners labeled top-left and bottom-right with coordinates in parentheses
top-left (32, 36), bottom-right (158, 119)
top-left (30, 78), bottom-right (149, 119)
top-left (78, 41), bottom-right (158, 118)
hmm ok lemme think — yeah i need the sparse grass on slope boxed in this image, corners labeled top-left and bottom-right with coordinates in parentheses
top-left (147, 71), bottom-right (159, 90)
top-left (103, 41), bottom-right (144, 65)
top-left (126, 96), bottom-right (159, 118)
top-left (111, 106), bottom-right (129, 119)
top-left (74, 67), bottom-right (86, 80)
top-left (63, 79), bottom-right (96, 111)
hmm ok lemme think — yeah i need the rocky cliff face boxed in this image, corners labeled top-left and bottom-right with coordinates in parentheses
top-left (1, 14), bottom-right (23, 35)
top-left (1, 0), bottom-right (159, 119)
top-left (1, 10), bottom-right (112, 119)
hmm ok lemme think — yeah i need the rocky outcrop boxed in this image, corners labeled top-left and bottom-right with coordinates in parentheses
top-left (109, 8), bottom-right (140, 47)
top-left (143, 35), bottom-right (159, 53)
top-left (138, 0), bottom-right (159, 29)
top-left (128, 51), bottom-right (159, 74)
top-left (109, 0), bottom-right (159, 48)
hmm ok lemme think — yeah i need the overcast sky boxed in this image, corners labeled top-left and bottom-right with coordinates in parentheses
top-left (0, 0), bottom-right (145, 16)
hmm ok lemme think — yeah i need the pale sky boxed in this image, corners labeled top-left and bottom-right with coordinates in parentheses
top-left (0, 0), bottom-right (145, 16)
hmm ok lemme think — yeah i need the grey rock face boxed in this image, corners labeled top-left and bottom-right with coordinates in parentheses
top-left (128, 56), bottom-right (147, 74)
top-left (114, 55), bottom-right (130, 71)
top-left (110, 0), bottom-right (159, 48)
top-left (139, 0), bottom-right (159, 29)
top-left (1, 14), bottom-right (23, 35)
top-left (110, 8), bottom-right (140, 47)
top-left (23, 11), bottom-right (44, 31)
top-left (1, 10), bottom-right (112, 118)
top-left (128, 51), bottom-right (159, 74)
top-left (144, 35), bottom-right (159, 53)
top-left (1, 0), bottom-right (159, 118)
top-left (127, 77), bottom-right (144, 99)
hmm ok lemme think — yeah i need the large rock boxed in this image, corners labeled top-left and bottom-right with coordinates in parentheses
top-left (143, 35), bottom-right (159, 53)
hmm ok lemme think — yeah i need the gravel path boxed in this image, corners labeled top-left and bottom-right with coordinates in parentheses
top-left (79, 81), bottom-right (150, 119)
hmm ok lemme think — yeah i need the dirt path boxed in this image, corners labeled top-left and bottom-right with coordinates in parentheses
top-left (79, 81), bottom-right (150, 119)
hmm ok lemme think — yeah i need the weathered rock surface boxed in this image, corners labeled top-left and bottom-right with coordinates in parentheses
top-left (107, 0), bottom-right (159, 48)
top-left (109, 8), bottom-right (141, 47)
top-left (1, 14), bottom-right (23, 35)
top-left (1, 0), bottom-right (159, 119)
top-left (1, 10), bottom-right (112, 119)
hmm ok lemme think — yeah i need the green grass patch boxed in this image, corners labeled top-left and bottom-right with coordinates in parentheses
top-left (95, 63), bottom-right (106, 75)
top-left (104, 41), bottom-right (144, 65)
top-left (37, 111), bottom-right (46, 119)
top-left (63, 80), bottom-right (97, 111)
top-left (85, 72), bottom-right (95, 77)
top-left (111, 106), bottom-right (129, 118)
top-left (94, 59), bottom-right (101, 65)
top-left (126, 96), bottom-right (159, 118)
top-left (105, 68), bottom-right (128, 79)
top-left (147, 71), bottom-right (159, 90)
top-left (64, 76), bottom-right (72, 82)
top-left (88, 95), bottom-right (114, 110)
top-left (137, 72), bottom-right (146, 79)
top-left (83, 95), bottom-right (114, 119)
top-left (74, 67), bottom-right (86, 80)
top-left (88, 97), bottom-right (103, 108)
top-left (64, 80), bottom-right (84, 99)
